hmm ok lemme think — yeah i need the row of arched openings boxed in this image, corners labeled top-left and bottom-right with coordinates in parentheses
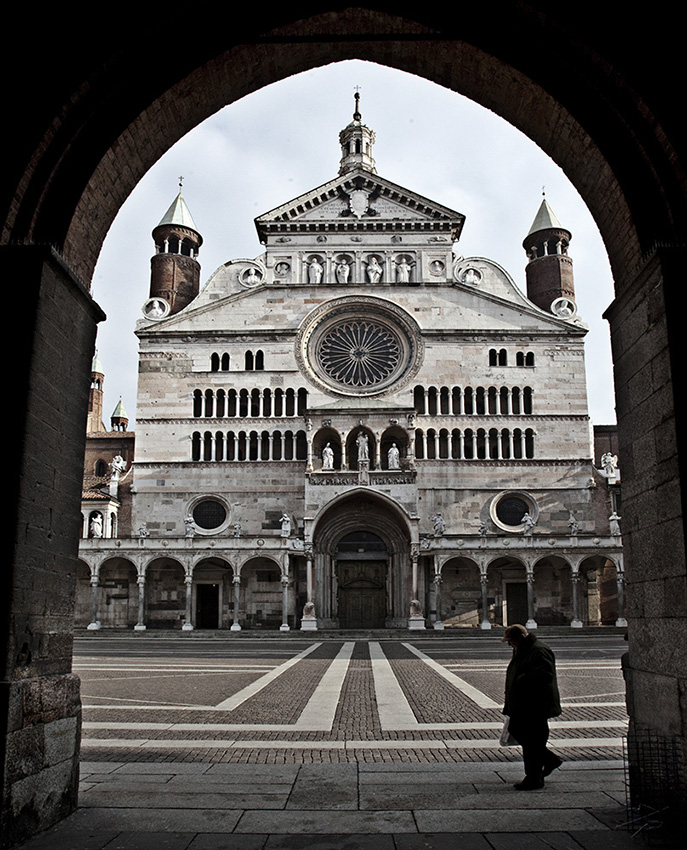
top-left (209, 350), bottom-right (264, 371)
top-left (488, 349), bottom-right (535, 366)
top-left (193, 387), bottom-right (308, 418)
top-left (415, 427), bottom-right (536, 459)
top-left (191, 429), bottom-right (308, 462)
top-left (414, 385), bottom-right (533, 416)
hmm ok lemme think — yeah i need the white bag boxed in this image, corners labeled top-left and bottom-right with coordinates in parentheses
top-left (499, 717), bottom-right (517, 747)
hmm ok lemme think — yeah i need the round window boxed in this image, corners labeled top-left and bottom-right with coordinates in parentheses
top-left (192, 499), bottom-right (227, 530)
top-left (490, 491), bottom-right (537, 532)
top-left (296, 296), bottom-right (423, 396)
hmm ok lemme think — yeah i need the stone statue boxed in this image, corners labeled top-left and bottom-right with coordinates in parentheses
top-left (568, 512), bottom-right (579, 536)
top-left (601, 452), bottom-right (619, 479)
top-left (479, 521), bottom-right (488, 536)
top-left (89, 513), bottom-right (103, 538)
top-left (609, 511), bottom-right (622, 536)
top-left (308, 258), bottom-right (323, 283)
top-left (410, 599), bottom-right (423, 617)
top-left (432, 513), bottom-right (446, 536)
top-left (388, 442), bottom-right (400, 470)
top-left (110, 455), bottom-right (126, 480)
top-left (366, 256), bottom-right (382, 283)
top-left (233, 523), bottom-right (242, 538)
top-left (281, 512), bottom-right (291, 537)
top-left (322, 442), bottom-right (334, 470)
top-left (396, 257), bottom-right (412, 283)
top-left (356, 431), bottom-right (369, 463)
top-left (184, 515), bottom-right (196, 538)
top-left (303, 601), bottom-right (316, 619)
top-left (522, 512), bottom-right (536, 536)
top-left (336, 259), bottom-right (350, 284)
top-left (138, 523), bottom-right (149, 539)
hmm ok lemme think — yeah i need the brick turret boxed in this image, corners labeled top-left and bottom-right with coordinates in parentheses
top-left (523, 198), bottom-right (575, 313)
top-left (150, 187), bottom-right (203, 315)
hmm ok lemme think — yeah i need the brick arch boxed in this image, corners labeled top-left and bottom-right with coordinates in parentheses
top-left (6, 8), bottom-right (684, 287)
top-left (4, 7), bottom-right (687, 846)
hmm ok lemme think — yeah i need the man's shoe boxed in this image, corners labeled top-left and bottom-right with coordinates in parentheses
top-left (543, 755), bottom-right (563, 777)
top-left (513, 778), bottom-right (544, 790)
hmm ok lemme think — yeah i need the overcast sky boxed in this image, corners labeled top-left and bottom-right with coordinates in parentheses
top-left (91, 59), bottom-right (617, 428)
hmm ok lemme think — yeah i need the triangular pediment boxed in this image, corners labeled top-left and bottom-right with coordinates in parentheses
top-left (255, 169), bottom-right (465, 240)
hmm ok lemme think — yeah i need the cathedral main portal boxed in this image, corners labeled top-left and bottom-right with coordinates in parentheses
top-left (336, 532), bottom-right (388, 629)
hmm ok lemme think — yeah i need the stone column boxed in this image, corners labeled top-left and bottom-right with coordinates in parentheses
top-left (87, 573), bottom-right (101, 630)
top-left (570, 565), bottom-right (584, 628)
top-left (231, 575), bottom-right (241, 631)
top-left (182, 574), bottom-right (194, 630)
top-left (480, 567), bottom-right (491, 630)
top-left (134, 573), bottom-right (146, 630)
top-left (525, 563), bottom-right (538, 629)
top-left (301, 546), bottom-right (317, 630)
top-left (433, 566), bottom-right (444, 630)
top-left (615, 563), bottom-right (628, 627)
top-left (409, 544), bottom-right (425, 629)
top-left (280, 574), bottom-right (291, 631)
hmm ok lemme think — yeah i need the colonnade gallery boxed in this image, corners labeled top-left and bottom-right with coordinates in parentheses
top-left (78, 102), bottom-right (624, 632)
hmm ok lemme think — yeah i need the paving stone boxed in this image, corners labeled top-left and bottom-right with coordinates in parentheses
top-left (188, 837), bottom-right (268, 850)
top-left (79, 787), bottom-right (291, 810)
top-left (266, 835), bottom-right (396, 850)
top-left (413, 809), bottom-right (610, 833)
top-left (98, 833), bottom-right (195, 850)
top-left (393, 835), bottom-right (492, 850)
top-left (234, 810), bottom-right (418, 834)
top-left (485, 833), bottom-right (589, 850)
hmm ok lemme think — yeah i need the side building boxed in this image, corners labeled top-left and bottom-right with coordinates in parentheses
top-left (77, 103), bottom-right (624, 632)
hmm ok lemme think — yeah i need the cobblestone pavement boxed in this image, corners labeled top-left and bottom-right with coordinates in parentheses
top-left (16, 633), bottom-right (661, 850)
top-left (75, 634), bottom-right (628, 765)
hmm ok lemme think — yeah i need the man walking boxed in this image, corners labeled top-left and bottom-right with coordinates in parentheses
top-left (502, 624), bottom-right (563, 790)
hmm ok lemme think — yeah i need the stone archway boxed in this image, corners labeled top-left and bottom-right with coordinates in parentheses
top-left (311, 490), bottom-right (413, 628)
top-left (4, 7), bottom-right (687, 845)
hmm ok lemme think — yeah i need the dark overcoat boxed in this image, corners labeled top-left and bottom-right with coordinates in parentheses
top-left (503, 633), bottom-right (562, 719)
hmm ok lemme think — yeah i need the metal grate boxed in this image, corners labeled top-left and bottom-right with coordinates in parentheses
top-left (623, 731), bottom-right (687, 844)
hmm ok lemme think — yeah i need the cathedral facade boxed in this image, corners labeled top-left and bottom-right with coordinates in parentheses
top-left (77, 101), bottom-right (624, 632)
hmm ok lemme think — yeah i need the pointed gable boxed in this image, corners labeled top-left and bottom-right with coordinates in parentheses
top-left (254, 169), bottom-right (465, 243)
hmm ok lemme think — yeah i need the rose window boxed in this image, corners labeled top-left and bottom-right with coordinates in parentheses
top-left (318, 321), bottom-right (401, 388)
top-left (296, 297), bottom-right (423, 396)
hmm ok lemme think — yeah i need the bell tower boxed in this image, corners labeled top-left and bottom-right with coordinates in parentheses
top-left (149, 183), bottom-right (203, 315)
top-left (523, 197), bottom-right (575, 313)
top-left (338, 91), bottom-right (377, 175)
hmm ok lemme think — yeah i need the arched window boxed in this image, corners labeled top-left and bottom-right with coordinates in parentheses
top-left (285, 388), bottom-right (295, 417)
top-left (210, 353), bottom-right (220, 372)
top-left (216, 389), bottom-right (225, 418)
top-left (525, 352), bottom-right (535, 366)
top-left (296, 430), bottom-right (307, 460)
top-left (221, 353), bottom-right (230, 371)
top-left (498, 348), bottom-right (508, 366)
top-left (476, 387), bottom-right (486, 415)
top-left (215, 431), bottom-right (224, 461)
top-left (239, 389), bottom-right (249, 418)
top-left (464, 387), bottom-right (474, 415)
top-left (191, 431), bottom-right (201, 461)
top-left (255, 350), bottom-right (264, 370)
top-left (440, 386), bottom-right (450, 415)
top-left (94, 459), bottom-right (108, 476)
top-left (413, 385), bottom-right (424, 414)
top-left (415, 429), bottom-right (425, 460)
top-left (524, 387), bottom-right (533, 414)
top-left (203, 431), bottom-right (213, 461)
top-left (193, 389), bottom-right (203, 418)
top-left (245, 350), bottom-right (254, 370)
top-left (297, 388), bottom-right (308, 417)
top-left (204, 389), bottom-right (214, 418)
top-left (489, 349), bottom-right (498, 366)
top-left (451, 386), bottom-right (461, 414)
top-left (251, 388), bottom-right (261, 417)
top-left (525, 428), bottom-right (535, 458)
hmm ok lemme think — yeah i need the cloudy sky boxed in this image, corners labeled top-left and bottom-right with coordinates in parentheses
top-left (91, 59), bottom-right (617, 427)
